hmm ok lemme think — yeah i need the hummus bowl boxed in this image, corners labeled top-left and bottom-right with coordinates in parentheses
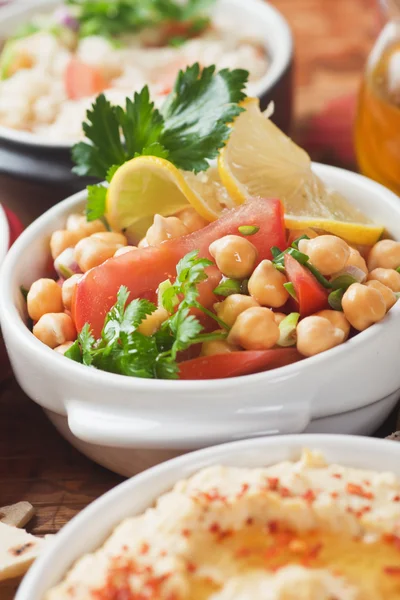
top-left (0, 0), bottom-right (293, 187)
top-left (15, 434), bottom-right (400, 600)
top-left (1, 164), bottom-right (400, 476)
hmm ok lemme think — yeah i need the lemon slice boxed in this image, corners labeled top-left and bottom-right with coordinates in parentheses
top-left (218, 98), bottom-right (384, 245)
top-left (106, 156), bottom-right (235, 240)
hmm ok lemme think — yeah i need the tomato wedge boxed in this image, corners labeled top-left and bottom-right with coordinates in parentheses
top-left (74, 198), bottom-right (285, 336)
top-left (65, 57), bottom-right (108, 100)
top-left (179, 348), bottom-right (302, 380)
top-left (284, 253), bottom-right (329, 317)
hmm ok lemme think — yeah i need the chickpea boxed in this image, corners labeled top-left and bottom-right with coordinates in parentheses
top-left (62, 274), bottom-right (82, 311)
top-left (274, 312), bottom-right (287, 325)
top-left (209, 235), bottom-right (258, 279)
top-left (66, 214), bottom-right (106, 237)
top-left (54, 342), bottom-right (74, 355)
top-left (177, 207), bottom-right (208, 233)
top-left (137, 307), bottom-right (169, 336)
top-left (345, 247), bottom-right (368, 277)
top-left (298, 235), bottom-right (350, 276)
top-left (248, 260), bottom-right (289, 308)
top-left (297, 316), bottom-right (345, 357)
top-left (74, 238), bottom-right (117, 272)
top-left (27, 278), bottom-right (63, 322)
top-left (227, 307), bottom-right (279, 350)
top-left (50, 230), bottom-right (82, 260)
top-left (367, 239), bottom-right (400, 271)
top-left (91, 232), bottom-right (127, 246)
top-left (342, 283), bottom-right (386, 331)
top-left (367, 268), bottom-right (400, 292)
top-left (314, 309), bottom-right (350, 340)
top-left (201, 338), bottom-right (240, 356)
top-left (146, 214), bottom-right (189, 246)
top-left (114, 245), bottom-right (137, 257)
top-left (33, 313), bottom-right (76, 349)
top-left (214, 294), bottom-right (259, 328)
top-left (365, 280), bottom-right (397, 311)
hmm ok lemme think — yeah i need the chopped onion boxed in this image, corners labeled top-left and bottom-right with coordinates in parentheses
top-left (331, 265), bottom-right (366, 285)
top-left (54, 7), bottom-right (79, 32)
top-left (278, 312), bottom-right (300, 347)
top-left (54, 248), bottom-right (81, 279)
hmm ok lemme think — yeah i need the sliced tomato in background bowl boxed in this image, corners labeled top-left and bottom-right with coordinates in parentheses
top-left (65, 57), bottom-right (108, 100)
top-left (179, 347), bottom-right (302, 379)
top-left (284, 253), bottom-right (329, 317)
top-left (74, 198), bottom-right (286, 337)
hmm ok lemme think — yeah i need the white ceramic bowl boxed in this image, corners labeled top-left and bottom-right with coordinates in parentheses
top-left (1, 164), bottom-right (400, 475)
top-left (15, 434), bottom-right (400, 600)
top-left (0, 0), bottom-right (293, 186)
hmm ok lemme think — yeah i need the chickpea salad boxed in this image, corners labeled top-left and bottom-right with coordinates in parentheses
top-left (0, 0), bottom-right (268, 140)
top-left (21, 64), bottom-right (396, 380)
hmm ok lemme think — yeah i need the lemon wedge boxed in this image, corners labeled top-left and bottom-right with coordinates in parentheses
top-left (106, 156), bottom-right (236, 240)
top-left (218, 98), bottom-right (384, 245)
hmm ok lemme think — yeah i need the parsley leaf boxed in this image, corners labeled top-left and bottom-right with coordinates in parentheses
top-left (72, 64), bottom-right (248, 183)
top-left (86, 184), bottom-right (107, 221)
top-left (160, 65), bottom-right (248, 172)
top-left (65, 250), bottom-right (228, 379)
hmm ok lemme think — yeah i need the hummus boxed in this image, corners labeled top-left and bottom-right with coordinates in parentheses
top-left (46, 450), bottom-right (400, 599)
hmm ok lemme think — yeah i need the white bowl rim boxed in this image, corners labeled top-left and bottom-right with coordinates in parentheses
top-left (15, 433), bottom-right (400, 600)
top-left (0, 0), bottom-right (293, 150)
top-left (0, 203), bottom-right (10, 265)
top-left (1, 162), bottom-right (400, 391)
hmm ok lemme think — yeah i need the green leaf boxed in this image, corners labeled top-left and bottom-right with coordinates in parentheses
top-left (57, 264), bottom-right (74, 279)
top-left (86, 184), bottom-right (107, 221)
top-left (78, 323), bottom-right (96, 366)
top-left (169, 306), bottom-right (203, 358)
top-left (213, 278), bottom-right (241, 297)
top-left (284, 282), bottom-right (297, 301)
top-left (396, 266), bottom-right (400, 273)
top-left (290, 234), bottom-right (310, 249)
top-left (160, 64), bottom-right (248, 172)
top-left (278, 313), bottom-right (299, 347)
top-left (328, 289), bottom-right (345, 311)
top-left (106, 164), bottom-right (119, 182)
top-left (65, 339), bottom-right (83, 363)
top-left (238, 225), bottom-right (259, 236)
top-left (155, 356), bottom-right (180, 379)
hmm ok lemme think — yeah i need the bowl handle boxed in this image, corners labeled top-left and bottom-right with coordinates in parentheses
top-left (66, 399), bottom-right (311, 449)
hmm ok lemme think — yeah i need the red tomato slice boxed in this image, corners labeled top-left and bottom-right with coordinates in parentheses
top-left (65, 57), bottom-right (108, 100)
top-left (73, 198), bottom-right (286, 336)
top-left (179, 348), bottom-right (302, 380)
top-left (284, 253), bottom-right (329, 317)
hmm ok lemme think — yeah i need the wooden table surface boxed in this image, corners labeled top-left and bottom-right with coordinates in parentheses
top-left (1, 1), bottom-right (398, 598)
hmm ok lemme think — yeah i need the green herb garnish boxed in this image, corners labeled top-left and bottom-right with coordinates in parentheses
top-left (277, 312), bottom-right (299, 347)
top-left (213, 278), bottom-right (241, 297)
top-left (330, 273), bottom-right (358, 291)
top-left (396, 266), bottom-right (400, 273)
top-left (66, 250), bottom-right (227, 378)
top-left (72, 64), bottom-right (248, 221)
top-left (238, 225), bottom-right (260, 236)
top-left (328, 288), bottom-right (345, 311)
top-left (283, 282), bottom-right (297, 301)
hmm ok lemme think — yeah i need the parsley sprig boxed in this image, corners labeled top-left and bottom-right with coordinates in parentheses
top-left (72, 63), bottom-right (248, 221)
top-left (65, 250), bottom-right (227, 378)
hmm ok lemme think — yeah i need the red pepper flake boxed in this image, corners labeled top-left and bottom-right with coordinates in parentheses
top-left (280, 487), bottom-right (292, 498)
top-left (267, 477), bottom-right (279, 491)
top-left (181, 528), bottom-right (191, 538)
top-left (346, 482), bottom-right (374, 500)
top-left (363, 479), bottom-right (371, 487)
top-left (186, 561), bottom-right (197, 573)
top-left (384, 566), bottom-right (400, 576)
top-left (332, 473), bottom-right (342, 479)
top-left (331, 491), bottom-right (339, 499)
top-left (218, 528), bottom-right (233, 542)
top-left (237, 483), bottom-right (249, 498)
top-left (139, 542), bottom-right (149, 555)
top-left (302, 489), bottom-right (316, 504)
top-left (383, 534), bottom-right (400, 552)
top-left (268, 520), bottom-right (279, 534)
top-left (246, 517), bottom-right (254, 526)
top-left (393, 495), bottom-right (400, 502)
top-left (354, 506), bottom-right (371, 519)
top-left (160, 550), bottom-right (167, 557)
top-left (209, 522), bottom-right (221, 534)
top-left (197, 488), bottom-right (227, 503)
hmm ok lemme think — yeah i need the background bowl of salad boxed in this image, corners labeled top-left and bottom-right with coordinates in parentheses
top-left (1, 164), bottom-right (400, 476)
top-left (0, 0), bottom-right (293, 190)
